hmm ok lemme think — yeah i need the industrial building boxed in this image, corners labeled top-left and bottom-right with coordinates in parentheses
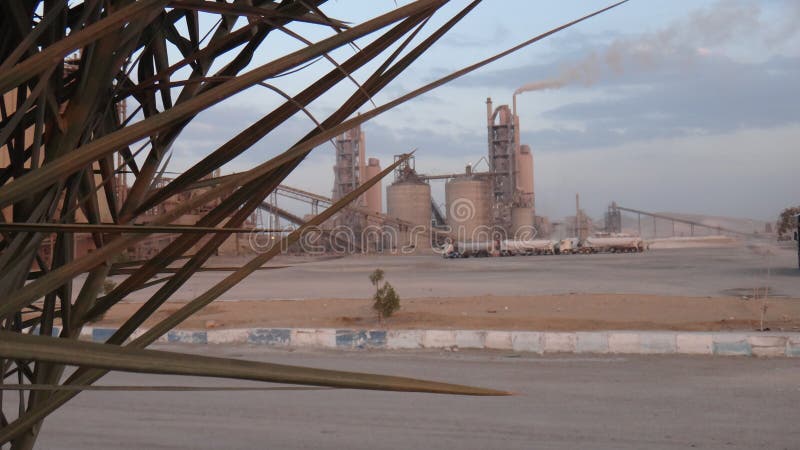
top-left (5, 90), bottom-right (542, 259)
top-left (319, 97), bottom-right (539, 253)
top-left (380, 97), bottom-right (538, 251)
top-left (319, 97), bottom-right (539, 254)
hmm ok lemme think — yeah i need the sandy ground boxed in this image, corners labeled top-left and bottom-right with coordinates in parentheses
top-left (86, 243), bottom-right (800, 332)
top-left (97, 244), bottom-right (800, 302)
top-left (96, 293), bottom-right (800, 331)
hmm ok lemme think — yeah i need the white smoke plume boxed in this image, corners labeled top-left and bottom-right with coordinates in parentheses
top-left (515, 0), bottom-right (799, 96)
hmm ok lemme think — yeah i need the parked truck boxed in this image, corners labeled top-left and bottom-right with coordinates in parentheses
top-left (441, 240), bottom-right (496, 258)
top-left (500, 239), bottom-right (556, 256)
top-left (442, 235), bottom-right (645, 259)
top-left (582, 236), bottom-right (644, 253)
top-left (557, 235), bottom-right (644, 254)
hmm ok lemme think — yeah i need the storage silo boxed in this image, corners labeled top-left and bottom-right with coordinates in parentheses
top-left (510, 143), bottom-right (535, 239)
top-left (518, 144), bottom-right (534, 206)
top-left (511, 207), bottom-right (534, 239)
top-left (445, 176), bottom-right (491, 242)
top-left (386, 180), bottom-right (431, 250)
top-left (364, 158), bottom-right (382, 214)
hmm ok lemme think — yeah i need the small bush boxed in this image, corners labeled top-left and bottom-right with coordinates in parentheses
top-left (369, 269), bottom-right (400, 323)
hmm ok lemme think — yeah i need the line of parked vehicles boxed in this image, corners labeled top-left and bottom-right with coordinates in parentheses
top-left (442, 235), bottom-right (645, 258)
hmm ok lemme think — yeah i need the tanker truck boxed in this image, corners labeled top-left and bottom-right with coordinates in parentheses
top-left (556, 236), bottom-right (643, 254)
top-left (441, 240), bottom-right (497, 258)
top-left (557, 238), bottom-right (579, 255)
top-left (500, 239), bottom-right (556, 256)
top-left (581, 235), bottom-right (644, 253)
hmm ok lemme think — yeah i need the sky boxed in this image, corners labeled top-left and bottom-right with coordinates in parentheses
top-left (163, 0), bottom-right (800, 221)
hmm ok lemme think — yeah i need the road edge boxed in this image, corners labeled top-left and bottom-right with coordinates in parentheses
top-left (63, 327), bottom-right (800, 357)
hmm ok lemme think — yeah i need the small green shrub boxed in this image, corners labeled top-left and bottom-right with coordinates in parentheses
top-left (369, 269), bottom-right (400, 323)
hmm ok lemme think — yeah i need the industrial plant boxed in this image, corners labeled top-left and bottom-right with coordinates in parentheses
top-left (307, 96), bottom-right (754, 257)
top-left (316, 97), bottom-right (539, 254)
top-left (3, 90), bottom-right (757, 261)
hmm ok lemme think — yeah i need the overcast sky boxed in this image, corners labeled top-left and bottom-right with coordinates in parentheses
top-left (165, 0), bottom-right (800, 221)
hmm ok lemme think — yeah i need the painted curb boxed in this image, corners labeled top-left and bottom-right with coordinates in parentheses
top-left (512, 332), bottom-right (543, 353)
top-left (576, 332), bottom-right (608, 354)
top-left (74, 327), bottom-right (800, 357)
top-left (544, 332), bottom-right (576, 353)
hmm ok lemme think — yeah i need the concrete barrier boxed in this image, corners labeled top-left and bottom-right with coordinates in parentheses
top-left (249, 328), bottom-right (290, 346)
top-left (167, 330), bottom-right (207, 344)
top-left (608, 333), bottom-right (640, 354)
top-left (576, 332), bottom-right (608, 354)
top-left (207, 328), bottom-right (249, 344)
top-left (484, 331), bottom-right (513, 350)
top-left (387, 330), bottom-right (423, 349)
top-left (747, 336), bottom-right (788, 357)
top-left (511, 332), bottom-right (543, 353)
top-left (676, 334), bottom-right (713, 355)
top-left (543, 332), bottom-right (576, 353)
top-left (455, 330), bottom-right (486, 349)
top-left (422, 330), bottom-right (456, 349)
top-left (336, 330), bottom-right (386, 349)
top-left (788, 336), bottom-right (800, 357)
top-left (292, 328), bottom-right (338, 348)
top-left (712, 334), bottom-right (751, 356)
top-left (74, 326), bottom-right (799, 357)
top-left (639, 333), bottom-right (676, 354)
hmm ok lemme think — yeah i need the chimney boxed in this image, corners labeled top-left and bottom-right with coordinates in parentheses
top-left (486, 97), bottom-right (493, 127)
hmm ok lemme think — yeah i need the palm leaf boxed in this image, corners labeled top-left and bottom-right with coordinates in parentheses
top-left (0, 331), bottom-right (507, 396)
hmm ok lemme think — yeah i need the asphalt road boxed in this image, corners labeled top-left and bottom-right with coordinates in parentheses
top-left (19, 345), bottom-right (800, 450)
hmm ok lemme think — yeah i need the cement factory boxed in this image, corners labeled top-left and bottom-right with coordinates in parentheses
top-left (315, 97), bottom-right (536, 253)
top-left (246, 96), bottom-right (751, 258)
top-left (304, 96), bottom-right (649, 257)
top-left (11, 95), bottom-right (755, 261)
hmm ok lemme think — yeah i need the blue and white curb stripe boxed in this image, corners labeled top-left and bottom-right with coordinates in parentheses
top-left (73, 327), bottom-right (800, 357)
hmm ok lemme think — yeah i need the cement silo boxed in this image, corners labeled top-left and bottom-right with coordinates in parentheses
top-left (364, 157), bottom-right (382, 214)
top-left (445, 175), bottom-right (491, 242)
top-left (518, 144), bottom-right (534, 206)
top-left (511, 143), bottom-right (534, 239)
top-left (510, 207), bottom-right (534, 239)
top-left (386, 180), bottom-right (431, 250)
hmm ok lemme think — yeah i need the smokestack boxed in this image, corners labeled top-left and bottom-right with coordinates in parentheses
top-left (486, 97), bottom-right (493, 127)
top-left (512, 93), bottom-right (517, 119)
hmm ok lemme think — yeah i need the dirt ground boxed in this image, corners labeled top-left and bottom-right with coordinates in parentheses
top-left (96, 293), bottom-right (800, 332)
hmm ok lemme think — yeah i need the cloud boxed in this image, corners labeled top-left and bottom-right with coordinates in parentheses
top-left (531, 55), bottom-right (800, 149)
top-left (532, 124), bottom-right (800, 220)
top-left (156, 0), bottom-right (800, 224)
top-left (168, 103), bottom-right (331, 174)
top-left (440, 23), bottom-right (512, 48)
top-left (361, 120), bottom-right (485, 161)
top-left (513, 0), bottom-right (797, 96)
top-left (164, 93), bottom-right (800, 222)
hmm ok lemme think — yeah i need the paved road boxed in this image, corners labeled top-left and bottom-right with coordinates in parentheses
top-left (22, 346), bottom-right (800, 449)
top-left (111, 245), bottom-right (800, 302)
